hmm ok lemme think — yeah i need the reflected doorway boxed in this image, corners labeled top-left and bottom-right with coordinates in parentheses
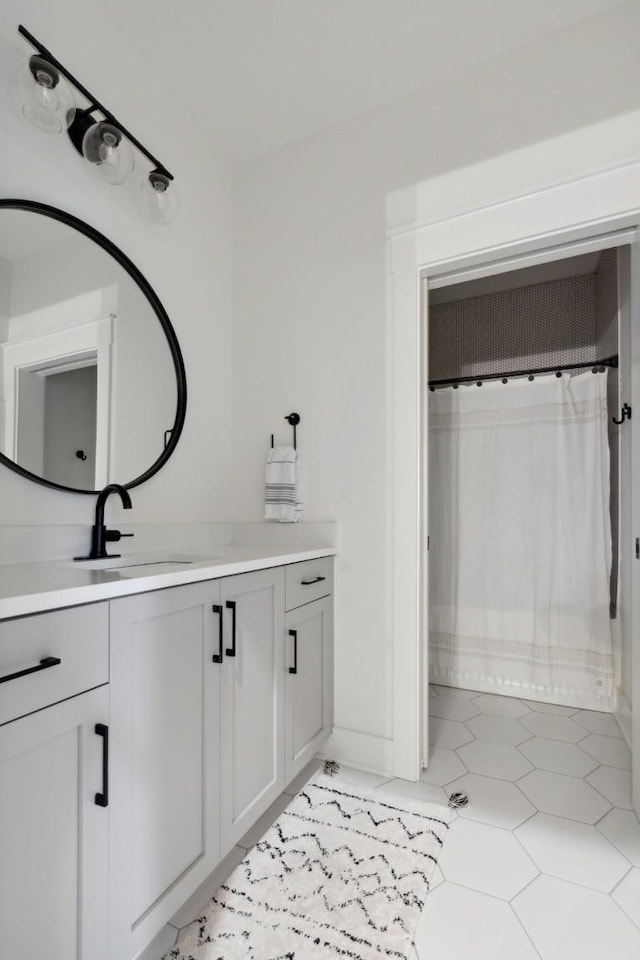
top-left (17, 357), bottom-right (98, 489)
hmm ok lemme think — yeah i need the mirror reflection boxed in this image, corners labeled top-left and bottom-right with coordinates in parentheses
top-left (0, 206), bottom-right (181, 491)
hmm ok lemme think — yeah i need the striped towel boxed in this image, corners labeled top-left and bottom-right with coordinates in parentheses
top-left (264, 446), bottom-right (303, 523)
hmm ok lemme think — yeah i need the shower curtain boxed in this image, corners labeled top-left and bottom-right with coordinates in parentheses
top-left (428, 371), bottom-right (614, 707)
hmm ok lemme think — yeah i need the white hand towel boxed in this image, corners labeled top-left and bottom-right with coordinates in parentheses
top-left (265, 446), bottom-right (303, 523)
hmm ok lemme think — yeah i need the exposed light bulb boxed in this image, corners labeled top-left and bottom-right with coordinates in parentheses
top-left (138, 170), bottom-right (179, 225)
top-left (82, 121), bottom-right (135, 185)
top-left (11, 54), bottom-right (75, 134)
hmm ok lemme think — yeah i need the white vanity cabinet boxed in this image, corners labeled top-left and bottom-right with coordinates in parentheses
top-left (284, 558), bottom-right (334, 782)
top-left (108, 581), bottom-right (223, 960)
top-left (0, 551), bottom-right (334, 960)
top-left (0, 604), bottom-right (110, 960)
top-left (107, 566), bottom-right (286, 958)
top-left (219, 567), bottom-right (285, 851)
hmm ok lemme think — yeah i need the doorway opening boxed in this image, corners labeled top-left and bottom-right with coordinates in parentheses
top-left (17, 357), bottom-right (98, 489)
top-left (423, 237), bottom-right (634, 770)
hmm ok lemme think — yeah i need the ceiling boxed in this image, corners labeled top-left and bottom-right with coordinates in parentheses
top-left (93, 0), bottom-right (624, 163)
top-left (429, 251), bottom-right (606, 304)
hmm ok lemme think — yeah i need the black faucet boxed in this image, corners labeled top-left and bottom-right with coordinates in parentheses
top-left (76, 483), bottom-right (134, 561)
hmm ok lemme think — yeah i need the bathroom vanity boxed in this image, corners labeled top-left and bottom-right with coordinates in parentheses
top-left (0, 198), bottom-right (335, 959)
top-left (0, 547), bottom-right (335, 960)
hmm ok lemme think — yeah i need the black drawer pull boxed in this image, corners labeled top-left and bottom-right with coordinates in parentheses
top-left (95, 723), bottom-right (109, 808)
top-left (300, 576), bottom-right (326, 585)
top-left (0, 655), bottom-right (61, 685)
top-left (288, 629), bottom-right (298, 675)
top-left (212, 604), bottom-right (223, 663)
top-left (225, 600), bottom-right (237, 657)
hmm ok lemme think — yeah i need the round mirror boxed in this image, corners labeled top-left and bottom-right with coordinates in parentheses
top-left (0, 200), bottom-right (186, 493)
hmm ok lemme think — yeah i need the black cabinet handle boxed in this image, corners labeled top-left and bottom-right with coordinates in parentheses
top-left (212, 604), bottom-right (223, 663)
top-left (0, 655), bottom-right (61, 685)
top-left (94, 723), bottom-right (109, 808)
top-left (288, 629), bottom-right (298, 675)
top-left (225, 600), bottom-right (237, 657)
top-left (300, 576), bottom-right (326, 585)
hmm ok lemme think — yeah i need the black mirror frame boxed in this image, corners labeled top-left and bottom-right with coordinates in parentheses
top-left (0, 199), bottom-right (187, 494)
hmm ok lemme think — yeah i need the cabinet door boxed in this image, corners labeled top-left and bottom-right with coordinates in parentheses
top-left (220, 568), bottom-right (284, 850)
top-left (285, 596), bottom-right (333, 783)
top-left (109, 582), bottom-right (222, 959)
top-left (0, 685), bottom-right (109, 960)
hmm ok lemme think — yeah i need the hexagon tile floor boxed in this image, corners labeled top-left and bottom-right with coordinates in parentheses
top-left (145, 687), bottom-right (640, 960)
top-left (411, 685), bottom-right (640, 960)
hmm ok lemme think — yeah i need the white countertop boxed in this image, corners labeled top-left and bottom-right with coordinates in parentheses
top-left (0, 545), bottom-right (336, 620)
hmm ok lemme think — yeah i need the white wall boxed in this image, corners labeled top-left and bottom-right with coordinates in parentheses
top-left (0, 0), bottom-right (232, 526)
top-left (0, 259), bottom-right (9, 450)
top-left (232, 2), bottom-right (640, 764)
top-left (0, 260), bottom-right (9, 331)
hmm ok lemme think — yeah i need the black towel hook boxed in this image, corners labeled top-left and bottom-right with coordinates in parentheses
top-left (613, 403), bottom-right (632, 425)
top-left (285, 412), bottom-right (300, 450)
top-left (270, 412), bottom-right (301, 450)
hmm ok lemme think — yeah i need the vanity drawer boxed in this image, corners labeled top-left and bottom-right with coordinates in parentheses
top-left (0, 603), bottom-right (108, 726)
top-left (285, 557), bottom-right (333, 611)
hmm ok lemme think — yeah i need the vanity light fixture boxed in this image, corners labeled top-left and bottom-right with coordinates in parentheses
top-left (12, 25), bottom-right (179, 223)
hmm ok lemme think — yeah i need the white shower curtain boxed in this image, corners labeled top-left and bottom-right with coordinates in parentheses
top-left (428, 371), bottom-right (614, 707)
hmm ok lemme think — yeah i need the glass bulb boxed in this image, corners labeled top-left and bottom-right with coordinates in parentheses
top-left (11, 55), bottom-right (75, 134)
top-left (82, 121), bottom-right (135, 185)
top-left (138, 171), bottom-right (179, 225)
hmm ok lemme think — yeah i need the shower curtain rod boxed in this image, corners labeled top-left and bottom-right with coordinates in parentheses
top-left (428, 354), bottom-right (618, 389)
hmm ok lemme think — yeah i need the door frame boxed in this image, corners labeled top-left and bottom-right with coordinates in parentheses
top-left (388, 153), bottom-right (640, 806)
top-left (3, 315), bottom-right (113, 487)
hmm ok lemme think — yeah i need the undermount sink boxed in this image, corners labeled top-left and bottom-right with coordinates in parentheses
top-left (69, 553), bottom-right (230, 577)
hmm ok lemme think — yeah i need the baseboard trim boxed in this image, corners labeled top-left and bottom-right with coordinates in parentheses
top-left (615, 688), bottom-right (632, 748)
top-left (318, 727), bottom-right (393, 777)
top-left (133, 923), bottom-right (178, 960)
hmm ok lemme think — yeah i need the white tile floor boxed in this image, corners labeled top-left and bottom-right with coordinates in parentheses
top-left (413, 685), bottom-right (640, 960)
top-left (146, 687), bottom-right (640, 960)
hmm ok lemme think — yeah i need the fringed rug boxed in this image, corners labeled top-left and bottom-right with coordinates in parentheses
top-left (167, 774), bottom-right (451, 960)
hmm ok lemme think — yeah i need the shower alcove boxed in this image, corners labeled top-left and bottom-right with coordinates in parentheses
top-left (426, 248), bottom-right (627, 731)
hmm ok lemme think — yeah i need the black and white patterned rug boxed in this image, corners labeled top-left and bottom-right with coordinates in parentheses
top-left (167, 774), bottom-right (451, 960)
